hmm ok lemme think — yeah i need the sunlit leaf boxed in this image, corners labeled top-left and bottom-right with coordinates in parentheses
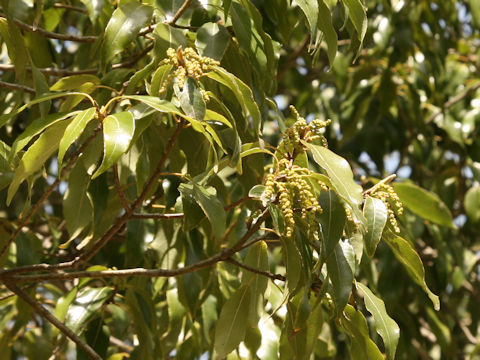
top-left (464, 185), bottom-right (480, 222)
top-left (326, 241), bottom-right (354, 315)
top-left (363, 196), bottom-right (388, 257)
top-left (318, 190), bottom-right (346, 262)
top-left (176, 77), bottom-right (206, 121)
top-left (195, 22), bottom-right (230, 61)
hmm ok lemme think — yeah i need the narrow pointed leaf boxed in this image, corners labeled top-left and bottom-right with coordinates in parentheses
top-left (92, 112), bottom-right (134, 179)
top-left (383, 230), bottom-right (440, 310)
top-left (363, 196), bottom-right (388, 257)
top-left (326, 241), bottom-right (354, 314)
top-left (317, 0), bottom-right (338, 65)
top-left (318, 190), bottom-right (346, 262)
top-left (356, 282), bottom-right (400, 360)
top-left (342, 0), bottom-right (367, 43)
top-left (7, 120), bottom-right (69, 205)
top-left (214, 285), bottom-right (251, 358)
top-left (177, 77), bottom-right (206, 121)
top-left (58, 108), bottom-right (96, 165)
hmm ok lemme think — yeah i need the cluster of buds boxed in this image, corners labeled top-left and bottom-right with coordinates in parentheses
top-left (263, 159), bottom-right (325, 238)
top-left (370, 184), bottom-right (404, 233)
top-left (282, 106), bottom-right (331, 156)
top-left (160, 47), bottom-right (219, 94)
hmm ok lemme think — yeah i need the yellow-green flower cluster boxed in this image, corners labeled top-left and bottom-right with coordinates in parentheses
top-left (160, 47), bottom-right (219, 92)
top-left (283, 106), bottom-right (331, 155)
top-left (371, 184), bottom-right (404, 233)
top-left (264, 159), bottom-right (324, 238)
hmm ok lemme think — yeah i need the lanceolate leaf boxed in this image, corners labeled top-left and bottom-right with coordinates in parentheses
top-left (58, 107), bottom-right (97, 166)
top-left (177, 77), bottom-right (206, 121)
top-left (102, 2), bottom-right (153, 66)
top-left (318, 190), bottom-right (346, 262)
top-left (214, 285), bottom-right (251, 358)
top-left (363, 196), bottom-right (388, 257)
top-left (393, 182), bottom-right (455, 228)
top-left (342, 0), bottom-right (367, 43)
top-left (7, 120), bottom-right (69, 205)
top-left (326, 241), bottom-right (354, 315)
top-left (356, 282), bottom-right (400, 360)
top-left (383, 230), bottom-right (440, 310)
top-left (340, 304), bottom-right (384, 360)
top-left (92, 112), bottom-right (134, 179)
top-left (195, 23), bottom-right (230, 61)
top-left (9, 111), bottom-right (78, 162)
top-left (50, 75), bottom-right (101, 91)
top-left (317, 0), bottom-right (338, 66)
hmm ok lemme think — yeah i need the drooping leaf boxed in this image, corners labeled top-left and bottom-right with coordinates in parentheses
top-left (318, 190), bottom-right (346, 262)
top-left (79, 0), bottom-right (106, 22)
top-left (7, 120), bottom-right (69, 205)
top-left (383, 230), bottom-right (440, 310)
top-left (242, 241), bottom-right (269, 324)
top-left (342, 0), bottom-right (367, 43)
top-left (195, 22), bottom-right (230, 61)
top-left (58, 107), bottom-right (97, 166)
top-left (176, 77), bottom-right (206, 121)
top-left (363, 196), bottom-right (388, 257)
top-left (92, 111), bottom-right (135, 179)
top-left (50, 75), bottom-right (101, 91)
top-left (179, 183), bottom-right (226, 239)
top-left (317, 0), bottom-right (338, 66)
top-left (340, 304), bottom-right (384, 360)
top-left (326, 241), bottom-right (354, 315)
top-left (102, 2), bottom-right (153, 66)
top-left (394, 182), bottom-right (455, 228)
top-left (356, 282), bottom-right (400, 360)
top-left (214, 285), bottom-right (251, 358)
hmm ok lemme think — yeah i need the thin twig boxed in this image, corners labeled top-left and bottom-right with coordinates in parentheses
top-left (426, 80), bottom-right (480, 123)
top-left (362, 174), bottom-right (397, 196)
top-left (225, 258), bottom-right (286, 282)
top-left (225, 196), bottom-right (251, 212)
top-left (10, 210), bottom-right (270, 283)
top-left (113, 164), bottom-right (130, 212)
top-left (166, 0), bottom-right (194, 26)
top-left (0, 80), bottom-right (35, 94)
top-left (4, 281), bottom-right (101, 360)
top-left (112, 43), bottom-right (154, 69)
top-left (110, 336), bottom-right (134, 352)
top-left (0, 14), bottom-right (97, 42)
top-left (130, 213), bottom-right (184, 219)
top-left (53, 3), bottom-right (89, 14)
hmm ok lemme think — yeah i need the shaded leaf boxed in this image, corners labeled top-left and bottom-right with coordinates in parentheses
top-left (464, 185), bottom-right (480, 222)
top-left (363, 196), bottom-right (388, 257)
top-left (176, 77), bottom-right (206, 121)
top-left (195, 22), bottom-right (230, 61)
top-left (214, 285), bottom-right (250, 358)
top-left (318, 190), bottom-right (346, 262)
top-left (356, 282), bottom-right (400, 360)
top-left (383, 230), bottom-right (440, 310)
top-left (342, 0), bottom-right (367, 43)
top-left (92, 112), bottom-right (134, 179)
top-left (394, 182), bottom-right (455, 228)
top-left (326, 241), bottom-right (354, 315)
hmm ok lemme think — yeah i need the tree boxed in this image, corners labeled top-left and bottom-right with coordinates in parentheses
top-left (0, 0), bottom-right (477, 359)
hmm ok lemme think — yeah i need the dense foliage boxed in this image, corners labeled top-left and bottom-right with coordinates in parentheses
top-left (0, 0), bottom-right (478, 359)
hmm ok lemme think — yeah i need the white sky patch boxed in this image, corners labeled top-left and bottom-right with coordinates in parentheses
top-left (414, 52), bottom-right (425, 63)
top-left (199, 0), bottom-right (209, 9)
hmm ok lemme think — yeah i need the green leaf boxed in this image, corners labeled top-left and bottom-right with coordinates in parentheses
top-left (464, 185), bottom-right (480, 222)
top-left (281, 236), bottom-right (303, 293)
top-left (195, 22), bottom-right (230, 61)
top-left (383, 230), bottom-right (440, 310)
top-left (206, 67), bottom-right (262, 134)
top-left (306, 143), bottom-right (363, 221)
top-left (205, 109), bottom-right (232, 128)
top-left (9, 111), bottom-right (77, 163)
top-left (7, 120), bottom-right (69, 205)
top-left (179, 183), bottom-right (226, 239)
top-left (58, 108), bottom-right (97, 166)
top-left (50, 75), bottom-right (101, 91)
top-left (317, 0), bottom-right (338, 65)
top-left (326, 241), bottom-right (354, 315)
top-left (102, 2), bottom-right (153, 66)
top-left (394, 182), bottom-right (455, 228)
top-left (92, 111), bottom-right (134, 179)
top-left (53, 287), bottom-right (78, 337)
top-left (0, 18), bottom-right (29, 80)
top-left (356, 282), bottom-right (400, 360)
top-left (342, 0), bottom-right (367, 43)
top-left (248, 184), bottom-right (265, 199)
top-left (63, 160), bottom-right (94, 242)
top-left (65, 287), bottom-right (112, 333)
top-left (470, 0), bottom-right (480, 28)
top-left (340, 304), bottom-right (384, 360)
top-left (363, 196), bottom-right (388, 257)
top-left (79, 0), bottom-right (106, 22)
top-left (242, 241), bottom-right (269, 324)
top-left (214, 285), bottom-right (251, 358)
top-left (176, 77), bottom-right (206, 121)
top-left (318, 190), bottom-right (346, 262)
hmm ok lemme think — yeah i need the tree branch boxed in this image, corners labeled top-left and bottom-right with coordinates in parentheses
top-left (0, 14), bottom-right (97, 42)
top-left (0, 80), bottom-right (35, 94)
top-left (166, 0), bottom-right (194, 26)
top-left (113, 164), bottom-right (130, 212)
top-left (225, 258), bottom-right (286, 282)
top-left (4, 281), bottom-right (101, 360)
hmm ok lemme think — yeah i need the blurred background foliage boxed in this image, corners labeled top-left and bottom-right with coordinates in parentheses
top-left (0, 0), bottom-right (479, 359)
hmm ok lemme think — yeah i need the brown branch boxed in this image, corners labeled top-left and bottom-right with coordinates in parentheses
top-left (0, 80), bottom-right (35, 94)
top-left (53, 3), bottom-right (89, 14)
top-left (113, 164), bottom-right (130, 212)
top-left (112, 43), bottom-right (154, 69)
top-left (0, 14), bottom-right (97, 42)
top-left (426, 80), bottom-right (480, 123)
top-left (0, 126), bottom-right (102, 261)
top-left (10, 210), bottom-right (269, 283)
top-left (130, 212), bottom-right (184, 219)
top-left (225, 258), bottom-right (286, 282)
top-left (225, 196), bottom-right (251, 212)
top-left (4, 281), bottom-right (101, 360)
top-left (166, 0), bottom-right (194, 26)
